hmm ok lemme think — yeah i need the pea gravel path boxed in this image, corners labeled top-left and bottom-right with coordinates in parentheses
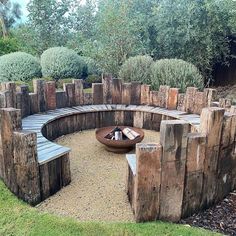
top-left (36, 129), bottom-right (160, 222)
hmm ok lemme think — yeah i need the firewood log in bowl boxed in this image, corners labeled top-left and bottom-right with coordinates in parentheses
top-left (95, 126), bottom-right (144, 153)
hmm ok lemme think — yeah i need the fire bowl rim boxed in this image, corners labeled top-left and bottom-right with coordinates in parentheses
top-left (95, 126), bottom-right (144, 149)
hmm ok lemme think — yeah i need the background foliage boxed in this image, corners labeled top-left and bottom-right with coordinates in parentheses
top-left (0, 37), bottom-right (19, 55)
top-left (0, 0), bottom-right (236, 86)
top-left (0, 51), bottom-right (42, 82)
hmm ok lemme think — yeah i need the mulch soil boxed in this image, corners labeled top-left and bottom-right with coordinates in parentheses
top-left (180, 191), bottom-right (236, 235)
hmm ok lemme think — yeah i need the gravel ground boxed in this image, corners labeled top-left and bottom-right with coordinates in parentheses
top-left (36, 129), bottom-right (160, 222)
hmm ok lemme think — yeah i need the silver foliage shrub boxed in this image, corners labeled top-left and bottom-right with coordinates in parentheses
top-left (150, 59), bottom-right (204, 92)
top-left (41, 47), bottom-right (85, 80)
top-left (0, 52), bottom-right (42, 82)
top-left (119, 55), bottom-right (154, 84)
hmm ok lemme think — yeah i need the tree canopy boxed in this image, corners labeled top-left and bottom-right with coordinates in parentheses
top-left (4, 0), bottom-right (236, 82)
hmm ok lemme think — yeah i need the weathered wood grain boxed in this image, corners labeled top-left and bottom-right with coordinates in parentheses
top-left (134, 143), bottom-right (162, 222)
top-left (73, 79), bottom-right (84, 105)
top-left (13, 131), bottom-right (41, 205)
top-left (0, 108), bottom-right (22, 194)
top-left (92, 83), bottom-right (103, 105)
top-left (158, 85), bottom-right (169, 108)
top-left (102, 74), bottom-right (112, 104)
top-left (167, 88), bottom-right (179, 110)
top-left (112, 78), bottom-right (122, 104)
top-left (63, 83), bottom-right (75, 107)
top-left (33, 79), bottom-right (46, 112)
top-left (45, 81), bottom-right (56, 110)
top-left (131, 82), bottom-right (141, 105)
top-left (141, 85), bottom-right (150, 105)
top-left (122, 83), bottom-right (131, 105)
top-left (56, 91), bottom-right (67, 108)
top-left (19, 85), bottom-right (30, 117)
top-left (159, 120), bottom-right (189, 222)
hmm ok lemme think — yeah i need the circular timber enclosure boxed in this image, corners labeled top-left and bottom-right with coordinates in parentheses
top-left (0, 78), bottom-right (235, 224)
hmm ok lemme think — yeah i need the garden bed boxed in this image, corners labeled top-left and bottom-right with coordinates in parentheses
top-left (180, 191), bottom-right (236, 235)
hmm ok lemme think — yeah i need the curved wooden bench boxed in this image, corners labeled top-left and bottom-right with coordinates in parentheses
top-left (0, 79), bottom-right (235, 222)
top-left (22, 104), bottom-right (200, 165)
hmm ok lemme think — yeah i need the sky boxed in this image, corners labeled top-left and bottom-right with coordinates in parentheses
top-left (15, 0), bottom-right (29, 22)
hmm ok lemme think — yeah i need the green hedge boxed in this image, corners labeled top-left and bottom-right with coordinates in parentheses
top-left (0, 52), bottom-right (42, 82)
top-left (41, 47), bottom-right (86, 80)
top-left (119, 55), bottom-right (153, 84)
top-left (150, 59), bottom-right (204, 92)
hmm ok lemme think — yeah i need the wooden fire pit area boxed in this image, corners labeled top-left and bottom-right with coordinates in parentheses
top-left (0, 77), bottom-right (235, 224)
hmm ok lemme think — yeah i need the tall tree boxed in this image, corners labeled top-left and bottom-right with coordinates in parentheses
top-left (27, 0), bottom-right (72, 54)
top-left (0, 0), bottom-right (22, 38)
top-left (94, 0), bottom-right (145, 76)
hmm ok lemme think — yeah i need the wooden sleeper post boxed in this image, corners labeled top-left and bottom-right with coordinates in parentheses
top-left (134, 143), bottom-right (162, 222)
top-left (92, 83), bottom-right (103, 105)
top-left (13, 131), bottom-right (41, 205)
top-left (185, 87), bottom-right (198, 113)
top-left (182, 133), bottom-right (206, 217)
top-left (19, 85), bottom-right (30, 117)
top-left (140, 84), bottom-right (150, 105)
top-left (63, 83), bottom-right (76, 107)
top-left (112, 78), bottom-right (122, 104)
top-left (33, 79), bottom-right (46, 112)
top-left (204, 88), bottom-right (217, 107)
top-left (131, 82), bottom-right (141, 105)
top-left (167, 88), bottom-right (179, 110)
top-left (122, 83), bottom-right (131, 105)
top-left (73, 79), bottom-right (84, 106)
top-left (102, 74), bottom-right (112, 104)
top-left (1, 82), bottom-right (16, 108)
top-left (199, 107), bottom-right (225, 207)
top-left (159, 120), bottom-right (189, 222)
top-left (150, 91), bottom-right (159, 107)
top-left (0, 108), bottom-right (22, 194)
top-left (56, 91), bottom-right (67, 109)
top-left (45, 81), bottom-right (56, 110)
top-left (158, 85), bottom-right (169, 108)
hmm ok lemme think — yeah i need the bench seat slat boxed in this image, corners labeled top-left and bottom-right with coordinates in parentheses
top-left (126, 154), bottom-right (136, 176)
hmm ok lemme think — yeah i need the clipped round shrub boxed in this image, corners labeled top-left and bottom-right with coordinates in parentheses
top-left (41, 47), bottom-right (85, 80)
top-left (150, 59), bottom-right (204, 92)
top-left (0, 52), bottom-right (42, 82)
top-left (119, 55), bottom-right (154, 84)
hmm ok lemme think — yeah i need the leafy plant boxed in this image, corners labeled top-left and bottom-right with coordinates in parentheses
top-left (94, 0), bottom-right (145, 76)
top-left (41, 47), bottom-right (86, 80)
top-left (119, 55), bottom-right (153, 84)
top-left (152, 0), bottom-right (236, 81)
top-left (150, 59), bottom-right (204, 92)
top-left (0, 37), bottom-right (19, 56)
top-left (0, 51), bottom-right (42, 82)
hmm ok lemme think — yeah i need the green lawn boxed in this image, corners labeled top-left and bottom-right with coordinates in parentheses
top-left (0, 180), bottom-right (221, 236)
top-left (84, 87), bottom-right (92, 93)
